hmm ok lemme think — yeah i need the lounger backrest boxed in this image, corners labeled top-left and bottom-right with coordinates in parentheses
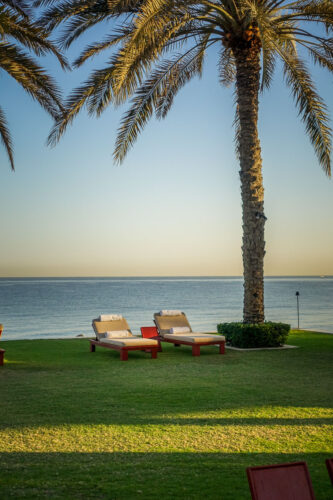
top-left (154, 312), bottom-right (192, 336)
top-left (92, 317), bottom-right (132, 338)
top-left (246, 462), bottom-right (316, 500)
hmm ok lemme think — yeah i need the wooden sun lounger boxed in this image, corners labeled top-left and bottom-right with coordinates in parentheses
top-left (246, 462), bottom-right (316, 500)
top-left (153, 312), bottom-right (225, 357)
top-left (91, 317), bottom-right (159, 361)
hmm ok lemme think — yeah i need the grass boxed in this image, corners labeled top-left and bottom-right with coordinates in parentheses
top-left (0, 330), bottom-right (332, 499)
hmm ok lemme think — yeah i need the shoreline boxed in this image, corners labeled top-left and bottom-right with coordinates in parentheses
top-left (1, 329), bottom-right (333, 342)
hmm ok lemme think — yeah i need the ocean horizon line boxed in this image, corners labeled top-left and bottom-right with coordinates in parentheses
top-left (0, 275), bottom-right (332, 280)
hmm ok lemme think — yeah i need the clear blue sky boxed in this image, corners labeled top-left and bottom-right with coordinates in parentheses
top-left (1, 22), bottom-right (332, 277)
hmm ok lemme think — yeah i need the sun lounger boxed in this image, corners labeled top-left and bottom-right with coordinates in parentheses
top-left (91, 315), bottom-right (159, 361)
top-left (325, 458), bottom-right (333, 485)
top-left (153, 311), bottom-right (225, 356)
top-left (246, 462), bottom-right (316, 500)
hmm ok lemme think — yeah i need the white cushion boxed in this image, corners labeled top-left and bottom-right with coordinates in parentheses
top-left (164, 333), bottom-right (225, 343)
top-left (170, 326), bottom-right (191, 334)
top-left (99, 314), bottom-right (123, 321)
top-left (104, 330), bottom-right (131, 338)
top-left (101, 338), bottom-right (159, 346)
top-left (159, 310), bottom-right (182, 316)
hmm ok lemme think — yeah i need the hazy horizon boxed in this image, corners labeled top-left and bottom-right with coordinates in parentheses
top-left (0, 274), bottom-right (332, 279)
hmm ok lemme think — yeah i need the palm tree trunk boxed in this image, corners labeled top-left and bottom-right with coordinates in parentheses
top-left (235, 46), bottom-right (265, 323)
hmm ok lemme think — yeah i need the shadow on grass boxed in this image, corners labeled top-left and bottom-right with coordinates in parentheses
top-left (1, 415), bottom-right (333, 429)
top-left (0, 452), bottom-right (332, 499)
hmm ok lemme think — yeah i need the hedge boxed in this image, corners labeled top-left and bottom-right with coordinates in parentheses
top-left (217, 322), bottom-right (290, 348)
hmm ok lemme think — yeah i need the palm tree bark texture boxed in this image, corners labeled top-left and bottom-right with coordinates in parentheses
top-left (235, 45), bottom-right (265, 323)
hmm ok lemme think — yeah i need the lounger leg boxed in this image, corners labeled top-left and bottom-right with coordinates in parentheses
top-left (174, 344), bottom-right (180, 347)
top-left (120, 350), bottom-right (128, 361)
top-left (192, 345), bottom-right (200, 356)
top-left (219, 342), bottom-right (225, 354)
top-left (151, 349), bottom-right (158, 359)
top-left (90, 342), bottom-right (96, 352)
top-left (0, 349), bottom-right (5, 366)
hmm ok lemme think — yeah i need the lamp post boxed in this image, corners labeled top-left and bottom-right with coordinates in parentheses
top-left (295, 292), bottom-right (300, 329)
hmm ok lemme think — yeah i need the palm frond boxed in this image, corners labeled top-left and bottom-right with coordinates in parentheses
top-left (0, 0), bottom-right (31, 18)
top-left (37, 0), bottom-right (114, 51)
top-left (281, 48), bottom-right (331, 175)
top-left (47, 66), bottom-right (116, 145)
top-left (156, 38), bottom-right (212, 118)
top-left (0, 42), bottom-right (63, 119)
top-left (260, 29), bottom-right (276, 90)
top-left (114, 41), bottom-right (210, 163)
top-left (219, 47), bottom-right (236, 87)
top-left (73, 29), bottom-right (130, 67)
top-left (0, 106), bottom-right (15, 171)
top-left (0, 6), bottom-right (69, 69)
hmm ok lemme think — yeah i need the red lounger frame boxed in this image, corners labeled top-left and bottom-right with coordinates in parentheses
top-left (246, 461), bottom-right (316, 500)
top-left (157, 336), bottom-right (225, 356)
top-left (89, 339), bottom-right (158, 361)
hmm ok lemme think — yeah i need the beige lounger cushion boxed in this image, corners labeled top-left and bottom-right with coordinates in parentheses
top-left (100, 338), bottom-right (159, 347)
top-left (170, 326), bottom-right (191, 334)
top-left (104, 330), bottom-right (132, 338)
top-left (92, 318), bottom-right (132, 339)
top-left (154, 313), bottom-right (191, 335)
top-left (163, 333), bottom-right (225, 343)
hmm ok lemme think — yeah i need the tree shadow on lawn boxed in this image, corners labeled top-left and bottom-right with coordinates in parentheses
top-left (0, 451), bottom-right (331, 500)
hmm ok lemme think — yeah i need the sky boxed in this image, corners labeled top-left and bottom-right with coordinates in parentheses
top-left (1, 19), bottom-right (333, 277)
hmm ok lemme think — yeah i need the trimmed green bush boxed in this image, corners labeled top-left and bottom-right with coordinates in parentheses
top-left (217, 321), bottom-right (290, 348)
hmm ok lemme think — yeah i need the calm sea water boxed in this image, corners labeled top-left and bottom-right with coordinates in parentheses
top-left (0, 277), bottom-right (332, 340)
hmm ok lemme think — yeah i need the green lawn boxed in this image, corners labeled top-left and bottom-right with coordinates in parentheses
top-left (0, 330), bottom-right (332, 499)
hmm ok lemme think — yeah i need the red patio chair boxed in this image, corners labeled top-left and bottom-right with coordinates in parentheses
top-left (246, 461), bottom-right (316, 500)
top-left (140, 326), bottom-right (162, 351)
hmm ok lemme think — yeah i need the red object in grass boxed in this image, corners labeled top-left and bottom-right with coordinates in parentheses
top-left (140, 326), bottom-right (158, 338)
top-left (246, 462), bottom-right (316, 500)
top-left (140, 327), bottom-right (162, 352)
top-left (0, 349), bottom-right (5, 366)
top-left (325, 458), bottom-right (333, 485)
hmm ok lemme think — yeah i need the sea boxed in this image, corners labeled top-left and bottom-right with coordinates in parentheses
top-left (0, 276), bottom-right (332, 340)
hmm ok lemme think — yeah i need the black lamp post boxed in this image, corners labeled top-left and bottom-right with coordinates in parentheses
top-left (295, 291), bottom-right (300, 329)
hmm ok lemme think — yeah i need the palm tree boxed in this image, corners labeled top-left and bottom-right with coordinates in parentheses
top-left (0, 0), bottom-right (68, 170)
top-left (40, 0), bottom-right (332, 323)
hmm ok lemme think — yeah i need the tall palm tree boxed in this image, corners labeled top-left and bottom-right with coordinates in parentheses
top-left (0, 0), bottom-right (68, 170)
top-left (40, 0), bottom-right (332, 323)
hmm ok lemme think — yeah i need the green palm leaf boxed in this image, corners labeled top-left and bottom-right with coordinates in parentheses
top-left (0, 106), bottom-right (14, 171)
top-left (0, 0), bottom-right (66, 169)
